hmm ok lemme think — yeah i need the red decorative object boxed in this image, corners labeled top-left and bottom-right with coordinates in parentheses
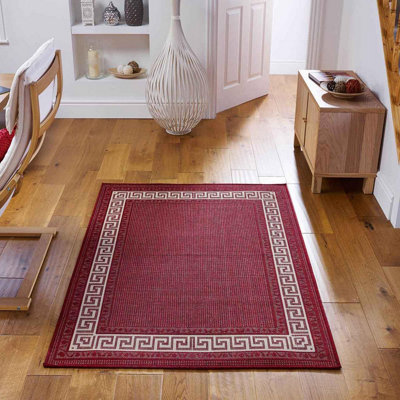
top-left (45, 184), bottom-right (340, 369)
top-left (346, 79), bottom-right (362, 93)
top-left (0, 128), bottom-right (15, 161)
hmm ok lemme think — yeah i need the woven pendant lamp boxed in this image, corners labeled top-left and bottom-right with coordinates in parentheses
top-left (146, 0), bottom-right (209, 135)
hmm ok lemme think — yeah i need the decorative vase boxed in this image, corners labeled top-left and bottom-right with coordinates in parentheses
top-left (125, 0), bottom-right (143, 26)
top-left (146, 0), bottom-right (208, 135)
top-left (103, 1), bottom-right (121, 26)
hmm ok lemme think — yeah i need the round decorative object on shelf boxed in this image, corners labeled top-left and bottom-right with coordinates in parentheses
top-left (125, 0), bottom-right (144, 26)
top-left (128, 60), bottom-right (141, 73)
top-left (327, 81), bottom-right (336, 92)
top-left (346, 79), bottom-right (362, 93)
top-left (334, 75), bottom-right (350, 84)
top-left (334, 81), bottom-right (346, 93)
top-left (146, 0), bottom-right (209, 136)
top-left (123, 65), bottom-right (133, 75)
top-left (103, 1), bottom-right (121, 26)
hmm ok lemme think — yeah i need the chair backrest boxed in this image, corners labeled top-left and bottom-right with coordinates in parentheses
top-left (19, 50), bottom-right (63, 173)
top-left (0, 50), bottom-right (63, 212)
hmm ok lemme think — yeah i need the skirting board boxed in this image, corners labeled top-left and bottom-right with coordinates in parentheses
top-left (270, 60), bottom-right (306, 75)
top-left (58, 101), bottom-right (215, 119)
top-left (58, 101), bottom-right (152, 119)
top-left (374, 173), bottom-right (395, 225)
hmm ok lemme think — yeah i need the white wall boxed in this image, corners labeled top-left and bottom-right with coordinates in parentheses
top-left (0, 0), bottom-right (208, 118)
top-left (317, 0), bottom-right (343, 70)
top-left (330, 0), bottom-right (400, 227)
top-left (270, 0), bottom-right (311, 74)
top-left (0, 0), bottom-right (72, 74)
top-left (0, 0), bottom-right (312, 111)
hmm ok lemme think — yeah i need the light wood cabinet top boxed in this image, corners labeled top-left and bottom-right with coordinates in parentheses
top-left (299, 70), bottom-right (386, 114)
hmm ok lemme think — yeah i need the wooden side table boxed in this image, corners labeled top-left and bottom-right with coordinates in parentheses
top-left (294, 70), bottom-right (386, 193)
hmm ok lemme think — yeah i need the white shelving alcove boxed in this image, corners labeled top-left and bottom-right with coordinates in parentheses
top-left (62, 0), bottom-right (151, 117)
top-left (58, 0), bottom-right (272, 118)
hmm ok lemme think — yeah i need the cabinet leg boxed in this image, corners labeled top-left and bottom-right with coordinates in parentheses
top-left (311, 176), bottom-right (322, 193)
top-left (294, 134), bottom-right (300, 148)
top-left (362, 177), bottom-right (375, 194)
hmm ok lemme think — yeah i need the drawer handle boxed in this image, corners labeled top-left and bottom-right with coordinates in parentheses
top-left (303, 117), bottom-right (307, 122)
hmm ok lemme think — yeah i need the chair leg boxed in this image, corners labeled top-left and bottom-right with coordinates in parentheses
top-left (14, 175), bottom-right (24, 195)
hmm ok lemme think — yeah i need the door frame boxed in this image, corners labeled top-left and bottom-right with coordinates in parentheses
top-left (206, 0), bottom-right (218, 118)
top-left (306, 0), bottom-right (326, 69)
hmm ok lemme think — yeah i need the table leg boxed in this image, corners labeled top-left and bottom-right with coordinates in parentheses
top-left (294, 134), bottom-right (300, 148)
top-left (362, 177), bottom-right (375, 194)
top-left (311, 176), bottom-right (322, 193)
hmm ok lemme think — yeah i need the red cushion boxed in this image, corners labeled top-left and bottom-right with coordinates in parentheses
top-left (0, 128), bottom-right (15, 162)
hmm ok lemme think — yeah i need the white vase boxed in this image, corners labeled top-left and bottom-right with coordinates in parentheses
top-left (146, 0), bottom-right (208, 135)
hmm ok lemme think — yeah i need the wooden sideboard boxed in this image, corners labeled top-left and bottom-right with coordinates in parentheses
top-left (294, 70), bottom-right (386, 193)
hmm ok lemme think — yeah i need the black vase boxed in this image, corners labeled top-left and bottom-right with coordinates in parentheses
top-left (125, 0), bottom-right (143, 26)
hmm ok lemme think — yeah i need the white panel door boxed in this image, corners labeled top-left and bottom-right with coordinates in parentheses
top-left (216, 0), bottom-right (272, 113)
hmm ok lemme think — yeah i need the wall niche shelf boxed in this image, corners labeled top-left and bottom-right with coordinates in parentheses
top-left (69, 0), bottom-right (150, 91)
top-left (72, 34), bottom-right (150, 81)
top-left (76, 74), bottom-right (147, 83)
top-left (71, 22), bottom-right (150, 35)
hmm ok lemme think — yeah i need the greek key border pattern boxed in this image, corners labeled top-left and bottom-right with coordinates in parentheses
top-left (69, 191), bottom-right (314, 353)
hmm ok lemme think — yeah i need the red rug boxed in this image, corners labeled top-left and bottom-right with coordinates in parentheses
top-left (45, 184), bottom-right (340, 369)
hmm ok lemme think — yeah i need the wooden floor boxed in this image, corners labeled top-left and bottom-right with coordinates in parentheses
top-left (0, 75), bottom-right (400, 399)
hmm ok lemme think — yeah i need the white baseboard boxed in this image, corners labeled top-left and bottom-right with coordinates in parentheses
top-left (58, 101), bottom-right (151, 118)
top-left (394, 198), bottom-right (400, 228)
top-left (270, 60), bottom-right (306, 75)
top-left (58, 101), bottom-right (215, 119)
top-left (374, 174), bottom-right (394, 220)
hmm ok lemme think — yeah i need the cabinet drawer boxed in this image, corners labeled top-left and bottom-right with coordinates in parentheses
top-left (294, 75), bottom-right (309, 146)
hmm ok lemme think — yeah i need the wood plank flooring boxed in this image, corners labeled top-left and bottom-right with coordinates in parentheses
top-left (0, 75), bottom-right (399, 399)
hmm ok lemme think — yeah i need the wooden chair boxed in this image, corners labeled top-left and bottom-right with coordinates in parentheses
top-left (0, 50), bottom-right (63, 311)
